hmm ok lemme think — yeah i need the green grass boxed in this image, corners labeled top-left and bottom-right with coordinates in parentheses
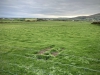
top-left (0, 21), bottom-right (100, 75)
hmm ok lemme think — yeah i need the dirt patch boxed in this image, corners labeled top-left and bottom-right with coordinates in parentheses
top-left (51, 47), bottom-right (65, 56)
top-left (51, 52), bottom-right (58, 56)
top-left (38, 45), bottom-right (55, 55)
top-left (38, 47), bottom-right (51, 54)
top-left (38, 46), bottom-right (65, 57)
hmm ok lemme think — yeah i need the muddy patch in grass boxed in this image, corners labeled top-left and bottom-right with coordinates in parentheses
top-left (38, 45), bottom-right (55, 55)
top-left (51, 52), bottom-right (59, 56)
top-left (38, 46), bottom-right (65, 58)
top-left (50, 47), bottom-right (65, 56)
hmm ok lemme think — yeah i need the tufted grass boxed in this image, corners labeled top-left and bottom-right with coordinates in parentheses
top-left (0, 21), bottom-right (100, 75)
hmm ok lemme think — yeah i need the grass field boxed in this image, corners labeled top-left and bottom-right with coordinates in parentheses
top-left (0, 21), bottom-right (100, 75)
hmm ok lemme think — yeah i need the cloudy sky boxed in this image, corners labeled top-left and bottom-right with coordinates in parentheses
top-left (0, 0), bottom-right (100, 18)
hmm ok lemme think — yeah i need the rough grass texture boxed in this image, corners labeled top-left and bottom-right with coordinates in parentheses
top-left (0, 21), bottom-right (100, 75)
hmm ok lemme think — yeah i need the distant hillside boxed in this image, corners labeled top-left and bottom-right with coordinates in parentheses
top-left (72, 13), bottom-right (100, 21)
top-left (48, 13), bottom-right (100, 21)
top-left (0, 13), bottom-right (100, 21)
top-left (89, 13), bottom-right (100, 18)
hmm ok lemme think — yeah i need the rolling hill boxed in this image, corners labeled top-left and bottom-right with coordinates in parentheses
top-left (72, 13), bottom-right (100, 21)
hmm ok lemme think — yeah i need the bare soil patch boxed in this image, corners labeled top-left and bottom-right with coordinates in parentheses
top-left (51, 52), bottom-right (58, 56)
top-left (38, 47), bottom-right (52, 54)
top-left (38, 45), bottom-right (55, 54)
top-left (38, 46), bottom-right (65, 57)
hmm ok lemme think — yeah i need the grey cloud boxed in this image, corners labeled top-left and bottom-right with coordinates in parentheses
top-left (0, 0), bottom-right (100, 18)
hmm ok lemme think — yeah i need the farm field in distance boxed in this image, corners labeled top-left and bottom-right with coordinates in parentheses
top-left (0, 21), bottom-right (100, 75)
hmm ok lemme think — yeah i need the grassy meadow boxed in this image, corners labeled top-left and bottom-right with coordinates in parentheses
top-left (0, 21), bottom-right (100, 75)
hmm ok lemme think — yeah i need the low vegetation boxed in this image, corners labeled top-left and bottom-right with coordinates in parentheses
top-left (0, 21), bottom-right (100, 75)
top-left (91, 21), bottom-right (100, 24)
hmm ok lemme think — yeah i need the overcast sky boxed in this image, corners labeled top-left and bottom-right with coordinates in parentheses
top-left (0, 0), bottom-right (100, 18)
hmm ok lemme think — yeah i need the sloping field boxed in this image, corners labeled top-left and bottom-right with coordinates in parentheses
top-left (0, 21), bottom-right (100, 75)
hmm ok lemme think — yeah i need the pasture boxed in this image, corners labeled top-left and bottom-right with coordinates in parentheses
top-left (0, 21), bottom-right (100, 75)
